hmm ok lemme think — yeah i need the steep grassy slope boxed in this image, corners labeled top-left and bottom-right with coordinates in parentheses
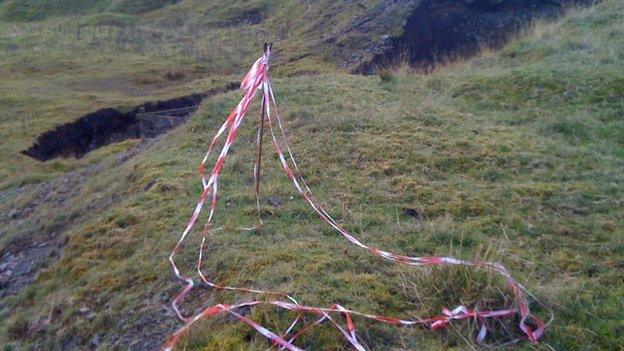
top-left (1, 1), bottom-right (623, 350)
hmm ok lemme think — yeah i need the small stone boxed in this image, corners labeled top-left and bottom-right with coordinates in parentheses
top-left (117, 153), bottom-right (131, 164)
top-left (267, 196), bottom-right (283, 207)
top-left (143, 179), bottom-right (157, 192)
top-left (91, 334), bottom-right (101, 347)
top-left (403, 207), bottom-right (424, 219)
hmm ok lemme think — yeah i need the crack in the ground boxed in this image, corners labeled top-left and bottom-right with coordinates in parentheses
top-left (22, 82), bottom-right (238, 161)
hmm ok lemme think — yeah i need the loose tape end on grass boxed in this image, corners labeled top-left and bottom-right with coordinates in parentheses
top-left (165, 45), bottom-right (546, 350)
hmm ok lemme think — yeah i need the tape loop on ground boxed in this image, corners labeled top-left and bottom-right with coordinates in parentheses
top-left (165, 46), bottom-right (546, 350)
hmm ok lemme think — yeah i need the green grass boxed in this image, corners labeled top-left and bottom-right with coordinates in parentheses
top-left (0, 0), bottom-right (395, 190)
top-left (0, 0), bottom-right (184, 20)
top-left (0, 1), bottom-right (623, 350)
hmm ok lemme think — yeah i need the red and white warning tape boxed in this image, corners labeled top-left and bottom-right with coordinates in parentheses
top-left (165, 46), bottom-right (546, 350)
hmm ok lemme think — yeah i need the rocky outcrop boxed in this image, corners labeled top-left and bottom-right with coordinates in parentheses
top-left (343, 0), bottom-right (595, 74)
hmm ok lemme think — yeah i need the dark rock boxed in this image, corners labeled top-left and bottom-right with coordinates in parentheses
top-left (267, 196), bottom-right (283, 208)
top-left (403, 207), bottom-right (425, 219)
top-left (90, 333), bottom-right (102, 348)
top-left (357, 0), bottom-right (595, 73)
top-left (143, 179), bottom-right (158, 192)
top-left (9, 209), bottom-right (20, 219)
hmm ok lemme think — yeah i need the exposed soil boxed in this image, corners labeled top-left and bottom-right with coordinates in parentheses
top-left (0, 147), bottom-right (143, 300)
top-left (0, 143), bottom-right (179, 349)
top-left (0, 238), bottom-right (59, 299)
top-left (358, 0), bottom-right (595, 73)
top-left (22, 83), bottom-right (238, 161)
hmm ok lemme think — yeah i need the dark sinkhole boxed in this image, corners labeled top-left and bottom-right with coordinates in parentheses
top-left (22, 83), bottom-right (238, 162)
top-left (359, 0), bottom-right (595, 73)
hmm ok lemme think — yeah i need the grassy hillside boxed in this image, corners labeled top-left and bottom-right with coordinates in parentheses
top-left (1, 0), bottom-right (204, 20)
top-left (0, 0), bottom-right (406, 191)
top-left (0, 0), bottom-right (622, 350)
